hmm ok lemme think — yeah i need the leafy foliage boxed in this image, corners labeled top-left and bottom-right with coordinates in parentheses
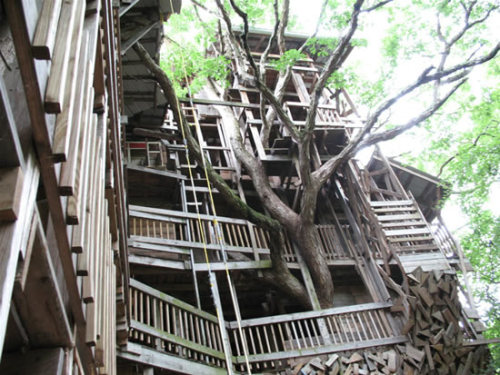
top-left (270, 49), bottom-right (307, 72)
top-left (402, 59), bottom-right (500, 371)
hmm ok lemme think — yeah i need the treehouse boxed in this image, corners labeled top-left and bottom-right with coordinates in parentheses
top-left (0, 1), bottom-right (492, 375)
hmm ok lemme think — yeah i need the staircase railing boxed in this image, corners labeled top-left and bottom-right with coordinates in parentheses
top-left (129, 279), bottom-right (227, 369)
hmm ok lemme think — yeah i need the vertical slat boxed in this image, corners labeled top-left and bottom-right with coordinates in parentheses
top-left (32, 0), bottom-right (63, 59)
top-left (44, 0), bottom-right (79, 113)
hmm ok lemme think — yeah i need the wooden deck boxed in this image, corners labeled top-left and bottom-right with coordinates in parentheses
top-left (128, 203), bottom-right (459, 273)
top-left (126, 279), bottom-right (406, 372)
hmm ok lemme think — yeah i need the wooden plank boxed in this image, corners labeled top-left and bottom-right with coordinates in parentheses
top-left (51, 0), bottom-right (85, 161)
top-left (233, 336), bottom-right (408, 364)
top-left (58, 32), bottom-right (90, 195)
top-left (193, 260), bottom-right (272, 271)
top-left (384, 227), bottom-right (431, 237)
top-left (381, 220), bottom-right (426, 228)
top-left (370, 200), bottom-right (413, 207)
top-left (118, 342), bottom-right (226, 375)
top-left (228, 302), bottom-right (393, 329)
top-left (127, 164), bottom-right (187, 180)
top-left (0, 167), bottom-right (24, 221)
top-left (44, 0), bottom-right (79, 113)
top-left (128, 254), bottom-right (187, 270)
top-left (130, 235), bottom-right (269, 254)
top-left (0, 66), bottom-right (24, 168)
top-left (0, 154), bottom-right (39, 359)
top-left (130, 205), bottom-right (249, 225)
top-left (0, 347), bottom-right (65, 375)
top-left (376, 213), bottom-right (421, 222)
top-left (4, 1), bottom-right (88, 361)
top-left (130, 279), bottom-right (220, 323)
top-left (130, 320), bottom-right (226, 360)
top-left (12, 213), bottom-right (73, 347)
top-left (32, 0), bottom-right (63, 59)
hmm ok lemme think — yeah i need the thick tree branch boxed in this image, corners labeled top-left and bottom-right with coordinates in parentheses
top-left (205, 79), bottom-right (300, 230)
top-left (277, 0), bottom-right (290, 55)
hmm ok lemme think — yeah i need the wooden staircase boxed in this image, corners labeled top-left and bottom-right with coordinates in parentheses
top-left (370, 199), bottom-right (450, 272)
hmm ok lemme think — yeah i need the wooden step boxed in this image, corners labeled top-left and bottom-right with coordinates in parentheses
top-left (381, 220), bottom-right (427, 228)
top-left (376, 213), bottom-right (421, 221)
top-left (385, 227), bottom-right (432, 236)
top-left (370, 200), bottom-right (413, 207)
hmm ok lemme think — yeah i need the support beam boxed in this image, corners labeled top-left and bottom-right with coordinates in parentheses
top-left (121, 21), bottom-right (160, 55)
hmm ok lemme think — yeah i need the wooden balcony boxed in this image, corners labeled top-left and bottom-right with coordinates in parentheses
top-left (128, 205), bottom-right (359, 271)
top-left (124, 279), bottom-right (406, 373)
top-left (128, 203), bottom-right (456, 273)
top-left (228, 302), bottom-right (405, 372)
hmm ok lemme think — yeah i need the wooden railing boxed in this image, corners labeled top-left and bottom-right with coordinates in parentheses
top-left (431, 220), bottom-right (460, 259)
top-left (129, 205), bottom-right (356, 267)
top-left (128, 279), bottom-right (406, 372)
top-left (228, 302), bottom-right (404, 372)
top-left (129, 279), bottom-right (227, 368)
top-left (129, 205), bottom-right (271, 265)
top-left (284, 101), bottom-right (362, 130)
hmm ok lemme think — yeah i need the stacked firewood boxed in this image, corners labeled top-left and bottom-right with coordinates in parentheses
top-left (287, 350), bottom-right (399, 375)
top-left (396, 267), bottom-right (490, 374)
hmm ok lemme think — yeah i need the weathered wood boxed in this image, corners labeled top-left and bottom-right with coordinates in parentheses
top-left (44, 0), bottom-right (79, 113)
top-left (228, 302), bottom-right (393, 329)
top-left (0, 347), bottom-right (65, 375)
top-left (0, 167), bottom-right (24, 221)
top-left (12, 213), bottom-right (73, 347)
top-left (233, 336), bottom-right (408, 364)
top-left (58, 32), bottom-right (90, 195)
top-left (51, 0), bottom-right (86, 161)
top-left (32, 0), bottom-right (63, 59)
top-left (5, 0), bottom-right (89, 365)
top-left (0, 154), bottom-right (39, 358)
top-left (118, 342), bottom-right (226, 375)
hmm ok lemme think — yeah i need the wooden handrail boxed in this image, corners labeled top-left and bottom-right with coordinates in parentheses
top-left (130, 279), bottom-right (219, 323)
top-left (227, 302), bottom-right (392, 329)
top-left (130, 205), bottom-right (250, 225)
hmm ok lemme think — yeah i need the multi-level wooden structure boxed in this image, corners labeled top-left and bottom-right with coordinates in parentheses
top-left (0, 2), bottom-right (492, 375)
top-left (117, 28), bottom-right (492, 374)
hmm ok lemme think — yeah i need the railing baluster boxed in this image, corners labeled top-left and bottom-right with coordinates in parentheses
top-left (327, 316), bottom-right (338, 344)
top-left (303, 319), bottom-right (314, 347)
top-left (310, 318), bottom-right (321, 346)
top-left (356, 312), bottom-right (368, 340)
top-left (349, 313), bottom-right (361, 341)
top-left (248, 326), bottom-right (257, 355)
top-left (290, 321), bottom-right (301, 349)
top-left (362, 311), bottom-right (375, 339)
top-left (368, 310), bottom-right (382, 338)
top-left (277, 323), bottom-right (286, 350)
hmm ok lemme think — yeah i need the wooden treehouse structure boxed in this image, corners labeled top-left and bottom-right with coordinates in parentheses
top-left (0, 1), bottom-right (493, 375)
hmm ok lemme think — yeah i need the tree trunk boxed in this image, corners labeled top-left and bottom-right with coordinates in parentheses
top-left (293, 222), bottom-right (334, 308)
